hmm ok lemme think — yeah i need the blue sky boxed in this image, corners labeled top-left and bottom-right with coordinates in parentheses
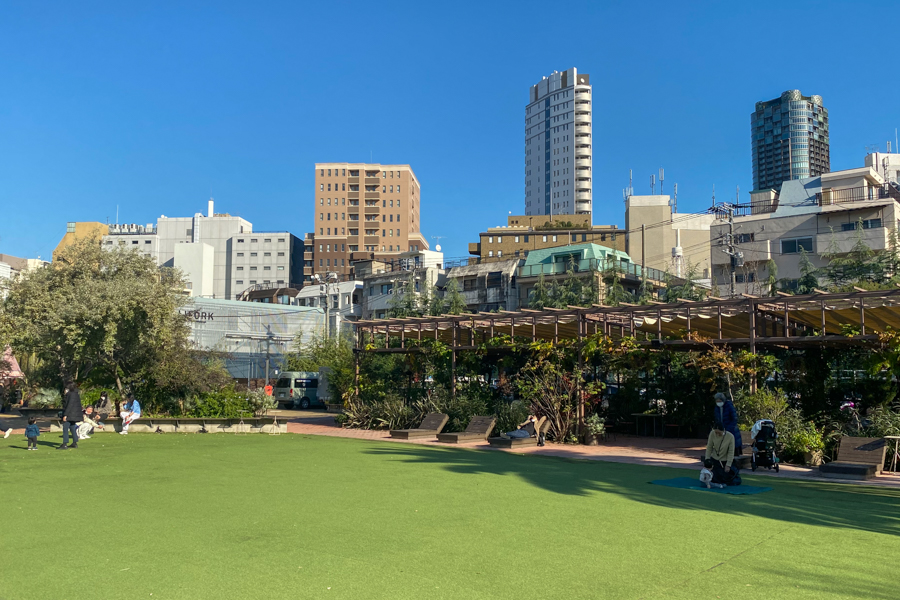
top-left (2, 1), bottom-right (899, 262)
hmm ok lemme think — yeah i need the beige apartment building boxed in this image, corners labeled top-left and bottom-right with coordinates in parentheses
top-left (468, 214), bottom-right (623, 262)
top-left (313, 163), bottom-right (428, 280)
top-left (625, 195), bottom-right (715, 279)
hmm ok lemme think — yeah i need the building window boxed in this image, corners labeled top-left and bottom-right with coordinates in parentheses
top-left (251, 238), bottom-right (258, 243)
top-left (249, 280), bottom-right (256, 285)
top-left (264, 252), bottom-right (271, 257)
top-left (841, 218), bottom-right (882, 231)
top-left (250, 266), bottom-right (257, 271)
top-left (277, 252), bottom-right (285, 256)
top-left (487, 272), bottom-right (502, 288)
top-left (524, 235), bottom-right (529, 242)
top-left (463, 278), bottom-right (476, 291)
top-left (250, 252), bottom-right (257, 257)
top-left (264, 266), bottom-right (271, 271)
top-left (278, 238), bottom-right (285, 243)
top-left (237, 267), bottom-right (244, 271)
top-left (736, 233), bottom-right (755, 244)
top-left (515, 236), bottom-right (519, 243)
top-left (236, 280), bottom-right (243, 285)
top-left (542, 235), bottom-right (547, 242)
top-left (488, 236), bottom-right (493, 243)
top-left (488, 251), bottom-right (493, 257)
top-left (237, 239), bottom-right (244, 243)
top-left (264, 238), bottom-right (271, 243)
top-left (781, 237), bottom-right (813, 254)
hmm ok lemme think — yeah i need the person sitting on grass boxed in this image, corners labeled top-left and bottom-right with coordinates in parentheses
top-left (76, 406), bottom-right (104, 440)
top-left (119, 394), bottom-right (141, 435)
top-left (503, 415), bottom-right (539, 439)
top-left (705, 421), bottom-right (742, 486)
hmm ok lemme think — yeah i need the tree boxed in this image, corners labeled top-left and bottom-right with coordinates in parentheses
top-left (388, 271), bottom-right (420, 318)
top-left (796, 249), bottom-right (819, 294)
top-left (0, 238), bottom-right (196, 396)
top-left (764, 259), bottom-right (778, 297)
top-left (528, 273), bottom-right (553, 310)
top-left (601, 257), bottom-right (632, 306)
top-left (443, 278), bottom-right (467, 315)
top-left (427, 285), bottom-right (445, 316)
top-left (284, 331), bottom-right (355, 403)
top-left (665, 261), bottom-right (706, 302)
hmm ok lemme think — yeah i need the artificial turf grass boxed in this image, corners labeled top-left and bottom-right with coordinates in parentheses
top-left (0, 433), bottom-right (897, 600)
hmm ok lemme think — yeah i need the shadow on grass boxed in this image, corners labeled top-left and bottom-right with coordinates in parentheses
top-left (364, 444), bottom-right (900, 537)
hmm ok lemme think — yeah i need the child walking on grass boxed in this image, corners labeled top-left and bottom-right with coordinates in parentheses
top-left (25, 417), bottom-right (40, 450)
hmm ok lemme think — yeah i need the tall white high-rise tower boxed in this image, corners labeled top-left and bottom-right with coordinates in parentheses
top-left (524, 68), bottom-right (592, 218)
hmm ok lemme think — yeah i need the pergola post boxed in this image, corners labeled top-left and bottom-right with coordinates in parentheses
top-left (451, 320), bottom-right (457, 399)
top-left (354, 327), bottom-right (361, 402)
top-left (748, 298), bottom-right (757, 393)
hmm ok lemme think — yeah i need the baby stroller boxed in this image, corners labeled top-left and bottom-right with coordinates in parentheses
top-left (750, 419), bottom-right (779, 472)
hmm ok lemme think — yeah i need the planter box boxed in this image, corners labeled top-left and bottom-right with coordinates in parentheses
top-left (325, 403), bottom-right (344, 414)
top-left (17, 407), bottom-right (63, 418)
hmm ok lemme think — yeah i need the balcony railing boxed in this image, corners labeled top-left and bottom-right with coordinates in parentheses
top-left (519, 258), bottom-right (668, 282)
top-left (816, 183), bottom-right (900, 206)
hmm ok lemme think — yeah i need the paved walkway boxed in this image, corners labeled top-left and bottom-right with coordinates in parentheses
top-left (285, 412), bottom-right (900, 488)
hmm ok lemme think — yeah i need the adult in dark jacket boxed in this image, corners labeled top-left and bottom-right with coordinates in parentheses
top-left (59, 378), bottom-right (83, 450)
top-left (714, 392), bottom-right (742, 455)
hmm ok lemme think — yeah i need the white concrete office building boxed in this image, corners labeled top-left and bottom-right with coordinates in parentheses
top-left (103, 200), bottom-right (252, 300)
top-left (525, 68), bottom-right (592, 218)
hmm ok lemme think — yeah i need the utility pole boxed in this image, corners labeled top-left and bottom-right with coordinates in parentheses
top-left (717, 203), bottom-right (743, 298)
top-left (264, 325), bottom-right (272, 388)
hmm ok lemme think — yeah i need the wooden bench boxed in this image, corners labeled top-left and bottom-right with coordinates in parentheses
top-left (819, 436), bottom-right (886, 480)
top-left (488, 417), bottom-right (551, 449)
top-left (436, 416), bottom-right (496, 443)
top-left (390, 413), bottom-right (449, 440)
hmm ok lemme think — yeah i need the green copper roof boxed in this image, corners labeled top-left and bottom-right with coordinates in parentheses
top-left (522, 242), bottom-right (632, 266)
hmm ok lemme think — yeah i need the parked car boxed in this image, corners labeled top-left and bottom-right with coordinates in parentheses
top-left (273, 371), bottom-right (323, 409)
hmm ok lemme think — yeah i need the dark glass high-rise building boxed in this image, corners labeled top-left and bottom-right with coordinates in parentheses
top-left (751, 90), bottom-right (830, 192)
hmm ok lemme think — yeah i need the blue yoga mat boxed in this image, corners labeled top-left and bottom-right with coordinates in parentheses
top-left (650, 477), bottom-right (772, 495)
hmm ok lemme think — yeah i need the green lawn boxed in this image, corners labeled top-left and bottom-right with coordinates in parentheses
top-left (1, 433), bottom-right (897, 600)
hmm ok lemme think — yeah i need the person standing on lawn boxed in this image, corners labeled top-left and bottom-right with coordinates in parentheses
top-left (25, 417), bottom-right (40, 450)
top-left (59, 378), bottom-right (83, 450)
top-left (119, 393), bottom-right (141, 435)
top-left (705, 421), bottom-right (741, 486)
top-left (714, 392), bottom-right (743, 455)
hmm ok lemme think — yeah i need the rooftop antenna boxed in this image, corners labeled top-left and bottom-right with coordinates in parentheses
top-left (627, 169), bottom-right (634, 197)
top-left (711, 184), bottom-right (716, 210)
top-left (659, 168), bottom-right (665, 194)
top-left (896, 128), bottom-right (898, 154)
top-left (650, 174), bottom-right (656, 194)
top-left (673, 183), bottom-right (678, 215)
top-left (736, 185), bottom-right (740, 203)
top-left (116, 205), bottom-right (119, 226)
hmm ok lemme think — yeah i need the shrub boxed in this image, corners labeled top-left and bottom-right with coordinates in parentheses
top-left (28, 388), bottom-right (61, 408)
top-left (783, 422), bottom-right (825, 463)
top-left (733, 388), bottom-right (792, 428)
top-left (182, 386), bottom-right (258, 419)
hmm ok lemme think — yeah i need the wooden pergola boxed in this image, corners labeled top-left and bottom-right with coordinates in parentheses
top-left (354, 288), bottom-right (900, 398)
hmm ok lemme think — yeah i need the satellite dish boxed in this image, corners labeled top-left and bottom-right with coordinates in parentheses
top-left (435, 244), bottom-right (442, 252)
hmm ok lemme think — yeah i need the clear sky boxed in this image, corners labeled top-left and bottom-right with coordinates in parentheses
top-left (2, 1), bottom-right (899, 262)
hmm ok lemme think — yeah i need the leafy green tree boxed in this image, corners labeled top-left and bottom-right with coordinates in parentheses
top-left (284, 331), bottom-right (356, 403)
top-left (0, 238), bottom-right (206, 398)
top-left (764, 259), bottom-right (778, 297)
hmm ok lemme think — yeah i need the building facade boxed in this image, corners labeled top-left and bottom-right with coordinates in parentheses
top-left (101, 201), bottom-right (305, 300)
top-left (752, 90), bottom-right (830, 193)
top-left (53, 222), bottom-right (109, 261)
top-left (293, 280), bottom-right (363, 334)
top-left (230, 233), bottom-right (304, 297)
top-left (516, 243), bottom-right (667, 307)
top-left (313, 163), bottom-right (429, 281)
top-left (446, 259), bottom-right (521, 313)
top-left (180, 297), bottom-right (323, 381)
top-left (468, 214), bottom-right (622, 261)
top-left (710, 164), bottom-right (900, 295)
top-left (624, 194), bottom-right (715, 278)
top-left (525, 68), bottom-right (592, 217)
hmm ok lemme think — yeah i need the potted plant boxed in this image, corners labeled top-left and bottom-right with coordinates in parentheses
top-left (582, 413), bottom-right (606, 445)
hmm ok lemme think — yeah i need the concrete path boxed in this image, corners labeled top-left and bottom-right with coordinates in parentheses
top-left (284, 413), bottom-right (900, 489)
